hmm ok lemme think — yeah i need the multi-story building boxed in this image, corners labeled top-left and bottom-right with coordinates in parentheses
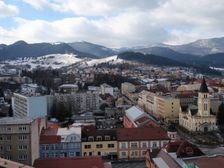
top-left (117, 127), bottom-right (170, 159)
top-left (155, 95), bottom-right (180, 123)
top-left (121, 82), bottom-right (136, 95)
top-left (12, 93), bottom-right (47, 118)
top-left (81, 126), bottom-right (117, 159)
top-left (179, 79), bottom-right (217, 132)
top-left (100, 83), bottom-right (119, 97)
top-left (40, 127), bottom-right (81, 158)
top-left (0, 117), bottom-right (45, 165)
top-left (50, 91), bottom-right (100, 114)
top-left (138, 90), bottom-right (156, 114)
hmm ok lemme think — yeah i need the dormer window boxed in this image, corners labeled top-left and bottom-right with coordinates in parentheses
top-left (88, 136), bottom-right (94, 141)
top-left (96, 136), bottom-right (102, 141)
top-left (105, 136), bottom-right (110, 141)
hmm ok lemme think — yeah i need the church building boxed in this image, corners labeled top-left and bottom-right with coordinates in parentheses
top-left (179, 78), bottom-right (217, 133)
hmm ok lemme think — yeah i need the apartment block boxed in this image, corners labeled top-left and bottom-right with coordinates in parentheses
top-left (0, 117), bottom-right (42, 165)
top-left (12, 93), bottom-right (47, 118)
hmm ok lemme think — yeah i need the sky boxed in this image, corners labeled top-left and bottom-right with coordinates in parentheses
top-left (0, 0), bottom-right (224, 47)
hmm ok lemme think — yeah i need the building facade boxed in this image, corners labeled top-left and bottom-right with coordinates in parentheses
top-left (117, 127), bottom-right (170, 159)
top-left (81, 127), bottom-right (117, 159)
top-left (40, 127), bottom-right (81, 158)
top-left (12, 93), bottom-right (47, 118)
top-left (0, 117), bottom-right (43, 165)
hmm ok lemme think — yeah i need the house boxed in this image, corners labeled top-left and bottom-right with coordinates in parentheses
top-left (117, 127), bottom-right (170, 159)
top-left (39, 127), bottom-right (81, 158)
top-left (81, 126), bottom-right (117, 159)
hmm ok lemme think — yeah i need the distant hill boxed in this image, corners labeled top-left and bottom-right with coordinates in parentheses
top-left (68, 41), bottom-right (117, 57)
top-left (162, 37), bottom-right (224, 56)
top-left (118, 52), bottom-right (187, 67)
top-left (118, 52), bottom-right (221, 76)
top-left (0, 41), bottom-right (96, 60)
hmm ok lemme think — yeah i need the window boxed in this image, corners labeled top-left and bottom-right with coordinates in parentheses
top-left (19, 126), bottom-right (27, 131)
top-left (89, 152), bottom-right (92, 156)
top-left (7, 127), bottom-right (11, 132)
top-left (6, 145), bottom-right (11, 151)
top-left (84, 145), bottom-right (91, 149)
top-left (121, 143), bottom-right (126, 149)
top-left (18, 135), bottom-right (27, 140)
top-left (88, 136), bottom-right (94, 141)
top-left (142, 142), bottom-right (147, 148)
top-left (0, 136), bottom-right (3, 141)
top-left (130, 142), bottom-right (138, 149)
top-left (96, 136), bottom-right (102, 141)
top-left (18, 145), bottom-right (27, 150)
top-left (105, 136), bottom-right (110, 141)
top-left (152, 142), bottom-right (157, 148)
top-left (131, 151), bottom-right (138, 157)
top-left (0, 146), bottom-right (3, 151)
top-left (108, 144), bottom-right (114, 148)
top-left (96, 144), bottom-right (103, 148)
top-left (69, 152), bottom-right (75, 157)
top-left (6, 136), bottom-right (11, 141)
top-left (97, 151), bottom-right (101, 156)
top-left (18, 155), bottom-right (27, 161)
top-left (121, 152), bottom-right (126, 157)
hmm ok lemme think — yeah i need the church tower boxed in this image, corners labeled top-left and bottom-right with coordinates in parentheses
top-left (198, 78), bottom-right (210, 116)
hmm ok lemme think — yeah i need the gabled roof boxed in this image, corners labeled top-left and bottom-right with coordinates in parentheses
top-left (33, 156), bottom-right (105, 168)
top-left (117, 127), bottom-right (170, 141)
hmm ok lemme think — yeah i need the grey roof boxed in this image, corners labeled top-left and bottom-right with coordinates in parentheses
top-left (200, 78), bottom-right (209, 93)
top-left (0, 117), bottom-right (34, 125)
top-left (125, 106), bottom-right (145, 122)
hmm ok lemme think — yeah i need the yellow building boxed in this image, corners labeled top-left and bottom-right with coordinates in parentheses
top-left (155, 95), bottom-right (180, 123)
top-left (179, 79), bottom-right (217, 132)
top-left (81, 127), bottom-right (117, 159)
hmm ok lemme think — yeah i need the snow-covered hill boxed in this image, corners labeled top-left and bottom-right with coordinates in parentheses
top-left (3, 54), bottom-right (122, 69)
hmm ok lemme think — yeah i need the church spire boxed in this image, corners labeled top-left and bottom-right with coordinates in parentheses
top-left (199, 78), bottom-right (208, 93)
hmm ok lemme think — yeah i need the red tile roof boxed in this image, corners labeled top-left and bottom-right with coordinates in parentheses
top-left (33, 156), bottom-right (105, 168)
top-left (166, 141), bottom-right (204, 158)
top-left (185, 156), bottom-right (224, 168)
top-left (40, 135), bottom-right (61, 144)
top-left (117, 127), bottom-right (170, 141)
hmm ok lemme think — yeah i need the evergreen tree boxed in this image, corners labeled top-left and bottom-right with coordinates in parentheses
top-left (216, 102), bottom-right (224, 129)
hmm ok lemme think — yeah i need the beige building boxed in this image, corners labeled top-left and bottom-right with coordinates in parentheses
top-left (155, 95), bottom-right (180, 123)
top-left (121, 82), bottom-right (136, 95)
top-left (138, 90), bottom-right (180, 123)
top-left (179, 79), bottom-right (217, 132)
top-left (0, 117), bottom-right (45, 165)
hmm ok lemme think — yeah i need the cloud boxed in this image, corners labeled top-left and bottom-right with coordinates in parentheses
top-left (22, 0), bottom-right (162, 16)
top-left (1, 0), bottom-right (224, 46)
top-left (0, 0), bottom-right (19, 18)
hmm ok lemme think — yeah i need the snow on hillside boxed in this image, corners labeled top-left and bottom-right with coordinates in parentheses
top-left (3, 54), bottom-right (123, 69)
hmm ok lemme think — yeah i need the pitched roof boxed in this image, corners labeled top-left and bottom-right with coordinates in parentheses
top-left (33, 156), bottom-right (105, 168)
top-left (185, 156), bottom-right (224, 168)
top-left (117, 127), bottom-right (170, 141)
top-left (40, 135), bottom-right (61, 144)
top-left (200, 78), bottom-right (209, 93)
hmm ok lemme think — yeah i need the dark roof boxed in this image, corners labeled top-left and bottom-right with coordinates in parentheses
top-left (181, 105), bottom-right (189, 112)
top-left (200, 78), bottom-right (209, 93)
top-left (185, 156), bottom-right (224, 168)
top-left (33, 156), bottom-right (105, 168)
top-left (117, 127), bottom-right (170, 141)
top-left (166, 141), bottom-right (204, 158)
top-left (190, 108), bottom-right (198, 116)
top-left (82, 126), bottom-right (117, 141)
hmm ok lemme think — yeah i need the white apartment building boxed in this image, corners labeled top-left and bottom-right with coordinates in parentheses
top-left (12, 93), bottom-right (47, 118)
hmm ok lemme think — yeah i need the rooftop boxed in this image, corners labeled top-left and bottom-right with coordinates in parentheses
top-left (185, 155), bottom-right (224, 168)
top-left (117, 127), bottom-right (169, 141)
top-left (200, 78), bottom-right (209, 93)
top-left (33, 156), bottom-right (105, 168)
top-left (0, 117), bottom-right (33, 125)
top-left (0, 158), bottom-right (33, 168)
